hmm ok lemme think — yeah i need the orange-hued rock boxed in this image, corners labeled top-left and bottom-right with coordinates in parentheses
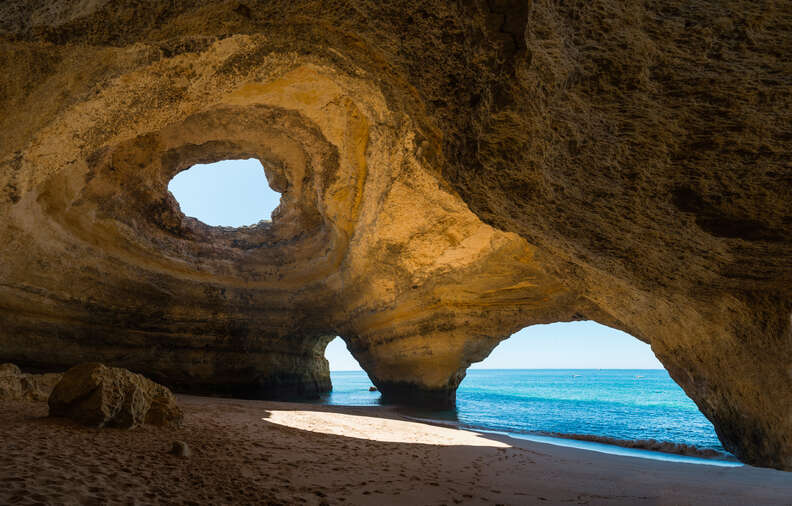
top-left (0, 1), bottom-right (789, 469)
top-left (49, 363), bottom-right (183, 428)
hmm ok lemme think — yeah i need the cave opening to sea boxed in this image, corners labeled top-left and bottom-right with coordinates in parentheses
top-left (167, 158), bottom-right (281, 227)
top-left (461, 321), bottom-right (732, 462)
top-left (321, 322), bottom-right (734, 463)
top-left (322, 337), bottom-right (380, 405)
top-left (447, 321), bottom-right (735, 463)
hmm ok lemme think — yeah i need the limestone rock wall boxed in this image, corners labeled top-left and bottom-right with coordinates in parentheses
top-left (0, 1), bottom-right (789, 469)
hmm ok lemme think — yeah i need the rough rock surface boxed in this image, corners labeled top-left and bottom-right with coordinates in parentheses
top-left (48, 363), bottom-right (183, 428)
top-left (0, 363), bottom-right (62, 401)
top-left (0, 1), bottom-right (789, 469)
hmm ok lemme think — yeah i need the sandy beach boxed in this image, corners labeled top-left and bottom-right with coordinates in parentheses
top-left (1, 395), bottom-right (790, 505)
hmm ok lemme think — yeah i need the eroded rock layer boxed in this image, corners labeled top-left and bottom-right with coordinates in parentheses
top-left (0, 1), bottom-right (789, 469)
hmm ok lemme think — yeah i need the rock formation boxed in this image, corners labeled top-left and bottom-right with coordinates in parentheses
top-left (49, 363), bottom-right (183, 428)
top-left (0, 1), bottom-right (789, 469)
top-left (0, 363), bottom-right (62, 401)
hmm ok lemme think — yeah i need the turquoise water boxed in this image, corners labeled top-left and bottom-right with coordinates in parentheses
top-left (321, 369), bottom-right (728, 456)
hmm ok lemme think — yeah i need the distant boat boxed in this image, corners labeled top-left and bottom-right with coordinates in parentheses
top-left (572, 374), bottom-right (581, 378)
top-left (635, 375), bottom-right (645, 379)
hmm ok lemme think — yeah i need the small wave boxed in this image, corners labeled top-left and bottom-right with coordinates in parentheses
top-left (400, 413), bottom-right (734, 461)
top-left (534, 431), bottom-right (735, 460)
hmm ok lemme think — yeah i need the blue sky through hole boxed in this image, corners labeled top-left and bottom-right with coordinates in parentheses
top-left (168, 159), bottom-right (664, 372)
top-left (168, 159), bottom-right (281, 227)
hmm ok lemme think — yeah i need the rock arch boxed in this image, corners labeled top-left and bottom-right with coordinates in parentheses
top-left (0, 1), bottom-right (789, 470)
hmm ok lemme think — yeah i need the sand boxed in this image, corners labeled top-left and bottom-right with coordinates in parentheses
top-left (1, 395), bottom-right (790, 505)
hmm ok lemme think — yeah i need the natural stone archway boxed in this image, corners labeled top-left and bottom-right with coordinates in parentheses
top-left (0, 1), bottom-right (790, 470)
top-left (0, 51), bottom-right (590, 402)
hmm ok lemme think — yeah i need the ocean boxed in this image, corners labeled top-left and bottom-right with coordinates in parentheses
top-left (319, 369), bottom-right (735, 462)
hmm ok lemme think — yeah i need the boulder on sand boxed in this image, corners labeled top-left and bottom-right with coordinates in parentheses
top-left (169, 441), bottom-right (191, 457)
top-left (0, 363), bottom-right (62, 401)
top-left (48, 363), bottom-right (183, 429)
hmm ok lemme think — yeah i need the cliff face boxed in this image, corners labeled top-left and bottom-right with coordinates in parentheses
top-left (0, 1), bottom-right (789, 470)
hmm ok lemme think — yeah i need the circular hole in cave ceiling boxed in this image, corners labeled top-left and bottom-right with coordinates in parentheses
top-left (168, 158), bottom-right (281, 227)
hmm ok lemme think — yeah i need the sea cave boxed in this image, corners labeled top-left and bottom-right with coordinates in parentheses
top-left (0, 1), bottom-right (790, 503)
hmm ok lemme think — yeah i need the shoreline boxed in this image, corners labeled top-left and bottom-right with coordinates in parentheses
top-left (1, 395), bottom-right (790, 505)
top-left (325, 368), bottom-right (729, 462)
top-left (398, 412), bottom-right (738, 465)
top-left (482, 430), bottom-right (741, 467)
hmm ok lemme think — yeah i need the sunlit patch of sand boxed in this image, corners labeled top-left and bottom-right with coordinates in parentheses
top-left (264, 410), bottom-right (510, 447)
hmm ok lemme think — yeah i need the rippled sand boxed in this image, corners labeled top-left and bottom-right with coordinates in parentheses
top-left (1, 395), bottom-right (790, 505)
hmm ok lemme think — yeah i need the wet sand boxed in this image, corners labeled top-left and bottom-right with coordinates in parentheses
top-left (1, 395), bottom-right (790, 505)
